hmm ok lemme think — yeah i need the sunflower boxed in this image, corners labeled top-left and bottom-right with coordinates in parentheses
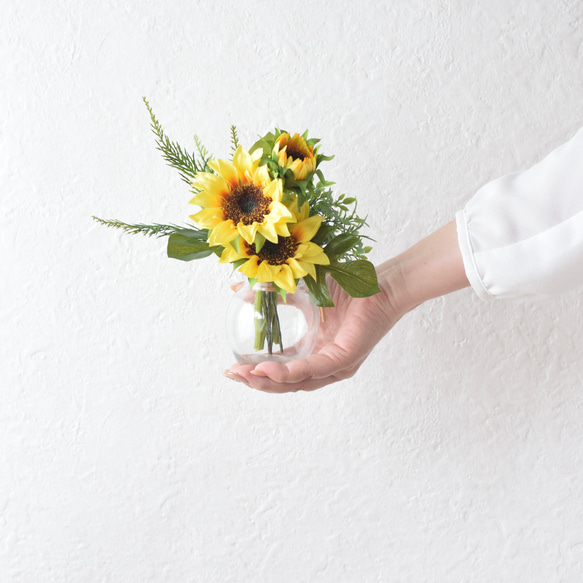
top-left (273, 132), bottom-right (317, 181)
top-left (219, 198), bottom-right (329, 294)
top-left (190, 146), bottom-right (295, 247)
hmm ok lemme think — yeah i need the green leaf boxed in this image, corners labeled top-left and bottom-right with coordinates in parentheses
top-left (254, 232), bottom-right (266, 253)
top-left (325, 260), bottom-right (380, 298)
top-left (303, 270), bottom-right (335, 308)
top-left (167, 233), bottom-right (215, 261)
top-left (324, 233), bottom-right (359, 260)
top-left (231, 259), bottom-right (247, 270)
top-left (231, 236), bottom-right (243, 255)
top-left (311, 223), bottom-right (335, 246)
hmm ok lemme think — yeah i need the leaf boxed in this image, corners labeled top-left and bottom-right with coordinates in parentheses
top-left (254, 232), bottom-right (266, 253)
top-left (167, 233), bottom-right (215, 261)
top-left (311, 223), bottom-right (334, 246)
top-left (324, 233), bottom-right (359, 260)
top-left (303, 270), bottom-right (334, 308)
top-left (231, 258), bottom-right (247, 270)
top-left (325, 260), bottom-right (380, 298)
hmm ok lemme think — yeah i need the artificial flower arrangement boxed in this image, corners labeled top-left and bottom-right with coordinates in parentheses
top-left (94, 99), bottom-right (379, 363)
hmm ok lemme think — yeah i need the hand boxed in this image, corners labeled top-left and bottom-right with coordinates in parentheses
top-left (225, 273), bottom-right (401, 392)
top-left (224, 221), bottom-right (469, 393)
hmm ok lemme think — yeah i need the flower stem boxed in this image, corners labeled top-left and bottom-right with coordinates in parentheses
top-left (253, 289), bottom-right (284, 355)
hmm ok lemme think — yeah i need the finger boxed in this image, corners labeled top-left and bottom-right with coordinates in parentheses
top-left (251, 346), bottom-right (347, 383)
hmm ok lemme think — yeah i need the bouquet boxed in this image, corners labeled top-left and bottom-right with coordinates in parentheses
top-left (94, 99), bottom-right (380, 363)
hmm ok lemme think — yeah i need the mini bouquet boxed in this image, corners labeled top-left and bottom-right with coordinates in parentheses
top-left (94, 99), bottom-right (379, 363)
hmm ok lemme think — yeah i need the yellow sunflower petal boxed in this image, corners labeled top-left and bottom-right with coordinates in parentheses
top-left (208, 159), bottom-right (239, 190)
top-left (297, 260), bottom-right (317, 281)
top-left (233, 146), bottom-right (253, 178)
top-left (237, 223), bottom-right (259, 244)
top-left (291, 215), bottom-right (324, 243)
top-left (263, 178), bottom-right (283, 203)
top-left (208, 220), bottom-right (238, 246)
top-left (273, 221), bottom-right (291, 238)
top-left (252, 164), bottom-right (271, 186)
top-left (191, 208), bottom-right (223, 229)
top-left (276, 148), bottom-right (287, 166)
top-left (297, 242), bottom-right (330, 264)
top-left (238, 256), bottom-right (260, 278)
top-left (219, 245), bottom-right (245, 264)
top-left (267, 200), bottom-right (294, 222)
top-left (193, 171), bottom-right (229, 194)
top-left (189, 191), bottom-right (221, 208)
top-left (274, 264), bottom-right (296, 294)
top-left (258, 220), bottom-right (278, 244)
top-left (287, 257), bottom-right (308, 279)
top-left (256, 261), bottom-right (281, 283)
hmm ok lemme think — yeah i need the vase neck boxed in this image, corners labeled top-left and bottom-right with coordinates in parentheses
top-left (253, 282), bottom-right (277, 292)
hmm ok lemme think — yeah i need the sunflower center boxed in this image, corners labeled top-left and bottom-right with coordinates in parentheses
top-left (251, 237), bottom-right (298, 265)
top-left (285, 144), bottom-right (309, 161)
top-left (224, 183), bottom-right (271, 225)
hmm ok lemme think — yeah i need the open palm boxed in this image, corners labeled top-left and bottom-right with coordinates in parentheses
top-left (228, 276), bottom-right (399, 392)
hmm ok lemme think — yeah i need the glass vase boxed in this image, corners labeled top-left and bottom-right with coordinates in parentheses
top-left (226, 282), bottom-right (320, 365)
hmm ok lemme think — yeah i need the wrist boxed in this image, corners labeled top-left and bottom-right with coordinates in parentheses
top-left (376, 221), bottom-right (470, 316)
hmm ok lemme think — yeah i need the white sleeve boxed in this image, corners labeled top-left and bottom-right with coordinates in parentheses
top-left (455, 126), bottom-right (583, 300)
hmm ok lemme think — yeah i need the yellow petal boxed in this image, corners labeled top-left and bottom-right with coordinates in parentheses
top-left (258, 220), bottom-right (278, 243)
top-left (256, 261), bottom-right (281, 283)
top-left (189, 191), bottom-right (221, 208)
top-left (298, 260), bottom-right (317, 280)
top-left (263, 178), bottom-right (283, 203)
top-left (291, 215), bottom-right (323, 243)
top-left (274, 264), bottom-right (296, 294)
top-left (208, 220), bottom-right (238, 246)
top-left (219, 245), bottom-right (245, 264)
top-left (191, 208), bottom-right (223, 229)
top-left (273, 221), bottom-right (291, 238)
top-left (239, 256), bottom-right (260, 278)
top-left (237, 223), bottom-right (259, 244)
top-left (297, 242), bottom-right (330, 264)
top-left (253, 164), bottom-right (270, 186)
top-left (233, 146), bottom-right (253, 177)
top-left (208, 159), bottom-right (239, 190)
top-left (277, 148), bottom-right (287, 166)
top-left (298, 200), bottom-right (310, 221)
top-left (268, 200), bottom-right (294, 222)
top-left (287, 257), bottom-right (308, 279)
top-left (193, 171), bottom-right (229, 194)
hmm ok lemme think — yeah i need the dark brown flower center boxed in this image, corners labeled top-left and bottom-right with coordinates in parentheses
top-left (250, 236), bottom-right (298, 265)
top-left (285, 144), bottom-right (309, 161)
top-left (223, 183), bottom-right (270, 225)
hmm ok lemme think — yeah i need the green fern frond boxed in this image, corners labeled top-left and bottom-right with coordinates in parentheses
top-left (92, 217), bottom-right (205, 239)
top-left (230, 125), bottom-right (240, 155)
top-left (143, 97), bottom-right (210, 185)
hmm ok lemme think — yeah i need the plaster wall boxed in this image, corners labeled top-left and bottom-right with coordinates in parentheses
top-left (2, 1), bottom-right (583, 581)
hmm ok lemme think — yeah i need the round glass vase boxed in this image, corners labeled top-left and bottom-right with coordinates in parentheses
top-left (226, 282), bottom-right (320, 365)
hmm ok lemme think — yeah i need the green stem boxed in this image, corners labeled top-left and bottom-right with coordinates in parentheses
top-left (254, 291), bottom-right (267, 351)
top-left (252, 289), bottom-right (285, 355)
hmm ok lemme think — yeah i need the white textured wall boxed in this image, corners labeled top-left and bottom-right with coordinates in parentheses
top-left (3, 1), bottom-right (583, 581)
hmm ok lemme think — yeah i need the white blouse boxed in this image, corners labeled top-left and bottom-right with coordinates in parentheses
top-left (456, 126), bottom-right (583, 300)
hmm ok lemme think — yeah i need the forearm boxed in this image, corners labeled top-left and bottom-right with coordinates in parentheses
top-left (377, 221), bottom-right (470, 316)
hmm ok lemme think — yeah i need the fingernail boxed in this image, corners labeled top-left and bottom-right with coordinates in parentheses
top-left (224, 370), bottom-right (249, 385)
top-left (249, 369), bottom-right (267, 377)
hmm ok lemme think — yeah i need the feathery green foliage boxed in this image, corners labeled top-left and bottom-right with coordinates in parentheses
top-left (91, 217), bottom-right (205, 239)
top-left (143, 97), bottom-right (211, 184)
top-left (230, 125), bottom-right (240, 155)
